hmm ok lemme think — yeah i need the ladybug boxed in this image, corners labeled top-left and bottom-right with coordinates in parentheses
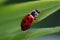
top-left (21, 10), bottom-right (40, 31)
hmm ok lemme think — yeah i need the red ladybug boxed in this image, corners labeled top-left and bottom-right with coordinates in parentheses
top-left (21, 10), bottom-right (40, 31)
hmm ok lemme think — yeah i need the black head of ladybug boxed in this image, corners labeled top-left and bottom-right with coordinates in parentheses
top-left (35, 9), bottom-right (40, 14)
top-left (31, 9), bottom-right (40, 17)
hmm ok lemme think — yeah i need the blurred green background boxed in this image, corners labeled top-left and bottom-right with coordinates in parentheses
top-left (0, 0), bottom-right (60, 40)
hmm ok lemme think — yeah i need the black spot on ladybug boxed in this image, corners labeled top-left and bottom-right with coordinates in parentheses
top-left (24, 21), bottom-right (26, 23)
top-left (30, 21), bottom-right (32, 23)
top-left (27, 17), bottom-right (29, 20)
top-left (25, 25), bottom-right (28, 27)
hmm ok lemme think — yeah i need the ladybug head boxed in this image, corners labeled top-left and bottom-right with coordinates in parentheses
top-left (31, 9), bottom-right (40, 17)
top-left (35, 10), bottom-right (40, 14)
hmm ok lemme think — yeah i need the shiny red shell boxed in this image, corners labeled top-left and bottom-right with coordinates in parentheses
top-left (21, 14), bottom-right (34, 31)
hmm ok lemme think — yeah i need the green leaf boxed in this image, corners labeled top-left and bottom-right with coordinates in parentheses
top-left (0, 0), bottom-right (7, 4)
top-left (0, 1), bottom-right (60, 40)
